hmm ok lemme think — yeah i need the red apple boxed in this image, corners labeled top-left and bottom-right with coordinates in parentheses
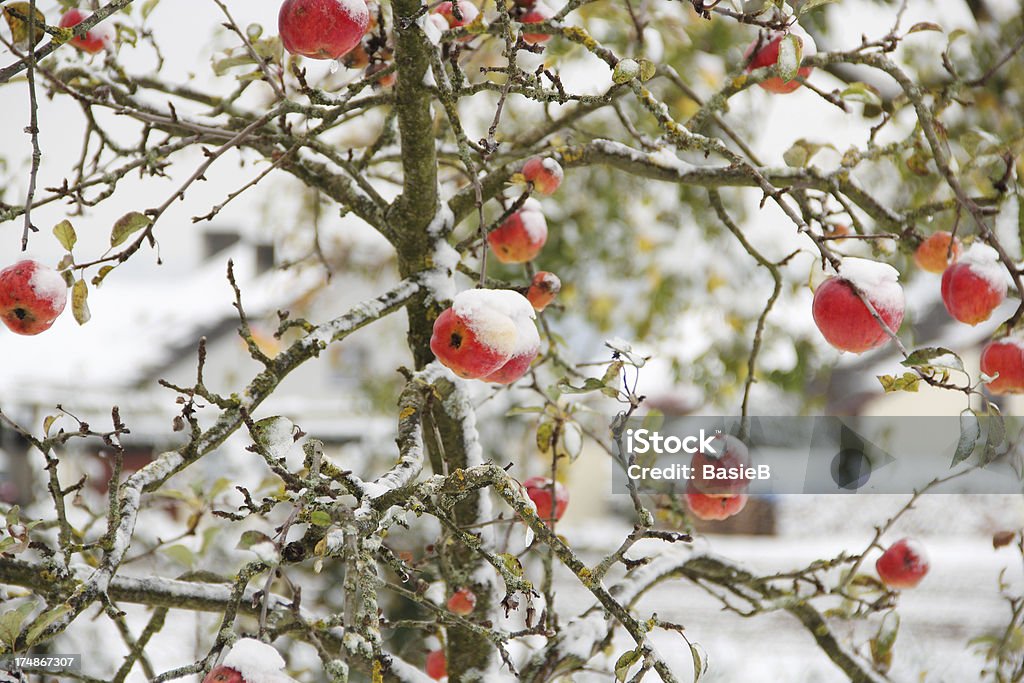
top-left (203, 666), bottom-right (244, 683)
top-left (0, 260), bottom-right (68, 336)
top-left (914, 231), bottom-right (961, 274)
top-left (279, 0), bottom-right (370, 60)
top-left (522, 157), bottom-right (563, 195)
top-left (685, 483), bottom-right (748, 521)
top-left (59, 9), bottom-right (114, 54)
top-left (941, 244), bottom-right (1007, 325)
top-left (526, 271), bottom-right (560, 311)
top-left (812, 260), bottom-right (905, 354)
top-left (426, 649), bottom-right (447, 680)
top-left (430, 308), bottom-right (509, 379)
top-left (521, 3), bottom-right (554, 44)
top-left (447, 588), bottom-right (477, 615)
top-left (744, 26), bottom-right (815, 94)
top-left (433, 0), bottom-right (479, 29)
top-left (689, 434), bottom-right (750, 496)
top-left (482, 347), bottom-right (538, 384)
top-left (876, 538), bottom-right (929, 589)
top-left (523, 476), bottom-right (568, 525)
top-left (981, 338), bottom-right (1024, 394)
top-left (487, 199), bottom-right (547, 264)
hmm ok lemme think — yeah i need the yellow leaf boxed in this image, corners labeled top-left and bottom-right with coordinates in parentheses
top-left (3, 3), bottom-right (47, 51)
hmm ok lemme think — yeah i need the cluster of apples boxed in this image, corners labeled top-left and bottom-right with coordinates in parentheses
top-left (811, 232), bottom-right (1022, 395)
top-left (685, 434), bottom-right (751, 521)
top-left (0, 260), bottom-right (67, 335)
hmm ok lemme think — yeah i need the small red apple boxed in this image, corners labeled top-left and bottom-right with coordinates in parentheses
top-left (689, 434), bottom-right (750, 496)
top-left (426, 649), bottom-right (447, 680)
top-left (447, 588), bottom-right (477, 615)
top-left (0, 260), bottom-right (68, 336)
top-left (744, 26), bottom-right (815, 94)
top-left (876, 538), bottom-right (929, 589)
top-left (526, 271), bottom-right (560, 311)
top-left (482, 347), bottom-right (538, 384)
top-left (812, 260), bottom-right (905, 354)
top-left (203, 666), bottom-right (244, 683)
top-left (59, 9), bottom-right (114, 54)
top-left (522, 157), bottom-right (563, 195)
top-left (433, 1), bottom-right (479, 29)
top-left (685, 483), bottom-right (748, 521)
top-left (278, 0), bottom-right (370, 60)
top-left (523, 476), bottom-right (568, 525)
top-left (914, 231), bottom-right (961, 274)
top-left (487, 199), bottom-right (548, 264)
top-left (980, 338), bottom-right (1024, 394)
top-left (941, 244), bottom-right (1007, 325)
top-left (430, 308), bottom-right (509, 379)
top-left (521, 3), bottom-right (554, 44)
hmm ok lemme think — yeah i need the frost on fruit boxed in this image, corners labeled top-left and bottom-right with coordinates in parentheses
top-left (452, 289), bottom-right (540, 359)
top-left (837, 257), bottom-right (903, 314)
top-left (221, 638), bottom-right (293, 683)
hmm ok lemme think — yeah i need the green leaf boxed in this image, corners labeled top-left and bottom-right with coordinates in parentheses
top-left (140, 0), bottom-right (161, 20)
top-left (614, 647), bottom-right (642, 681)
top-left (877, 372), bottom-right (919, 393)
top-left (690, 641), bottom-right (709, 681)
top-left (776, 34), bottom-right (801, 82)
top-left (496, 553), bottom-right (524, 577)
top-left (981, 405), bottom-right (1005, 465)
top-left (557, 377), bottom-right (606, 394)
top-left (0, 601), bottom-right (36, 648)
top-left (110, 212), bottom-right (152, 247)
top-left (0, 537), bottom-right (17, 553)
top-left (952, 409), bottom-right (980, 466)
top-left (841, 82), bottom-right (882, 107)
top-left (237, 530), bottom-right (273, 550)
top-left (783, 139), bottom-right (833, 168)
top-left (25, 603), bottom-right (70, 646)
top-left (901, 347), bottom-right (964, 373)
top-left (636, 58), bottom-right (656, 82)
top-left (907, 21), bottom-right (942, 34)
top-left (870, 610), bottom-right (900, 673)
top-left (309, 510), bottom-right (332, 527)
top-left (536, 419), bottom-right (555, 453)
top-left (71, 279), bottom-right (90, 326)
top-left (612, 58), bottom-right (640, 85)
top-left (53, 220), bottom-right (77, 251)
top-left (4, 506), bottom-right (19, 527)
top-left (160, 544), bottom-right (195, 568)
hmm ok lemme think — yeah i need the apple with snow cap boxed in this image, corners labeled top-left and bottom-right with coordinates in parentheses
top-left (432, 0), bottom-right (479, 31)
top-left (526, 271), bottom-right (561, 311)
top-left (487, 198), bottom-right (548, 264)
top-left (522, 157), bottom-right (564, 195)
top-left (278, 0), bottom-right (370, 60)
top-left (203, 638), bottom-right (298, 683)
top-left (744, 24), bottom-right (816, 94)
top-left (914, 231), bottom-right (961, 274)
top-left (981, 337), bottom-right (1024, 394)
top-left (522, 476), bottom-right (568, 526)
top-left (430, 289), bottom-right (540, 384)
top-left (0, 260), bottom-right (68, 335)
top-left (941, 243), bottom-right (1007, 325)
top-left (812, 258), bottom-right (905, 354)
top-left (685, 483), bottom-right (748, 521)
top-left (876, 538), bottom-right (929, 589)
top-left (59, 9), bottom-right (115, 54)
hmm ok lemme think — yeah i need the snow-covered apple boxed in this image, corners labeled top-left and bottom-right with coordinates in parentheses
top-left (685, 483), bottom-right (748, 521)
top-left (941, 243), bottom-right (1007, 325)
top-left (744, 25), bottom-right (816, 94)
top-left (202, 638), bottom-right (297, 683)
top-left (521, 3), bottom-right (554, 44)
top-left (812, 258), bottom-right (905, 353)
top-left (526, 271), bottom-right (561, 311)
top-left (487, 198), bottom-right (547, 264)
top-left (0, 260), bottom-right (68, 336)
top-left (430, 289), bottom-right (540, 383)
top-left (447, 587), bottom-right (477, 615)
top-left (980, 337), bottom-right (1024, 394)
top-left (689, 434), bottom-right (750, 496)
top-left (523, 476), bottom-right (568, 525)
top-left (426, 649), bottom-right (447, 680)
top-left (278, 0), bottom-right (370, 60)
top-left (522, 157), bottom-right (564, 195)
top-left (59, 9), bottom-right (114, 54)
top-left (433, 0), bottom-right (479, 30)
top-left (914, 231), bottom-right (961, 273)
top-left (876, 538), bottom-right (929, 589)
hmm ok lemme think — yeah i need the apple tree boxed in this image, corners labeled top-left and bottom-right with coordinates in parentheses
top-left (0, 0), bottom-right (1022, 681)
